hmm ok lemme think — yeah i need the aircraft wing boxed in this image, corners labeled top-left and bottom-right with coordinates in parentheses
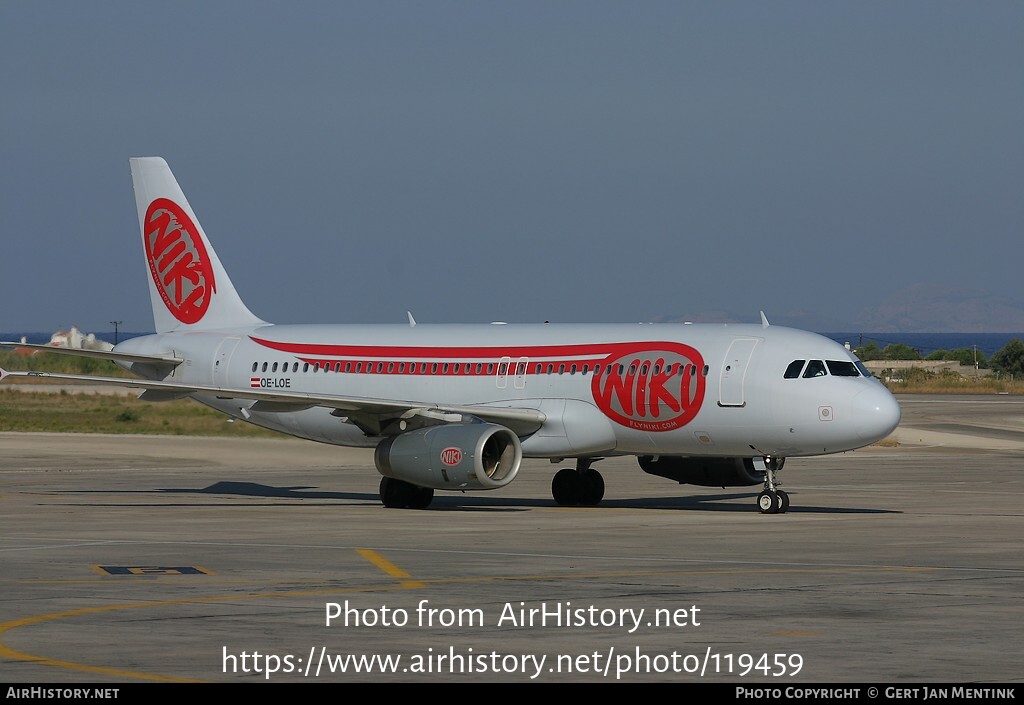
top-left (0, 369), bottom-right (545, 436)
top-left (0, 342), bottom-right (183, 367)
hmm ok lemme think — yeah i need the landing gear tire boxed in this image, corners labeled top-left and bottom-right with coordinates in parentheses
top-left (409, 486), bottom-right (435, 510)
top-left (579, 470), bottom-right (605, 506)
top-left (552, 468), bottom-right (578, 506)
top-left (379, 477), bottom-right (434, 509)
top-left (757, 490), bottom-right (779, 515)
top-left (551, 466), bottom-right (606, 506)
top-left (776, 489), bottom-right (790, 514)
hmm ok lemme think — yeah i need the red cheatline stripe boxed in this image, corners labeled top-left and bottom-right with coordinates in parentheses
top-left (251, 337), bottom-right (673, 360)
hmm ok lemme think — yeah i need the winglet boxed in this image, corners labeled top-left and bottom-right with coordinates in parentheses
top-left (0, 367), bottom-right (7, 382)
top-left (760, 311), bottom-right (770, 328)
top-left (407, 311), bottom-right (417, 327)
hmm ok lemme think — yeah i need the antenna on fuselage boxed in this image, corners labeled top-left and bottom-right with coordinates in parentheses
top-left (760, 311), bottom-right (770, 328)
top-left (407, 311), bottom-right (417, 327)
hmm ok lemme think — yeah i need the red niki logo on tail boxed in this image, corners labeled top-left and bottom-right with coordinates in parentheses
top-left (144, 198), bottom-right (216, 324)
top-left (591, 342), bottom-right (706, 432)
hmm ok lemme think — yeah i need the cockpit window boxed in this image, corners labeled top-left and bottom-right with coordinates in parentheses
top-left (826, 360), bottom-right (860, 377)
top-left (802, 360), bottom-right (827, 378)
top-left (784, 360), bottom-right (805, 379)
top-left (855, 360), bottom-right (873, 378)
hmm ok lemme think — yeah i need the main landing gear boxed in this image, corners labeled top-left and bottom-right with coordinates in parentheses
top-left (379, 477), bottom-right (434, 510)
top-left (551, 458), bottom-right (605, 507)
top-left (756, 455), bottom-right (789, 514)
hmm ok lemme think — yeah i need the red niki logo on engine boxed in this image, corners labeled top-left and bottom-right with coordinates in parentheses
top-left (144, 198), bottom-right (216, 324)
top-left (591, 342), bottom-right (706, 432)
top-left (440, 447), bottom-right (463, 466)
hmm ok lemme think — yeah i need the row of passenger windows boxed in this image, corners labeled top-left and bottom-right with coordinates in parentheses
top-left (251, 360), bottom-right (712, 377)
top-left (784, 359), bottom-right (863, 379)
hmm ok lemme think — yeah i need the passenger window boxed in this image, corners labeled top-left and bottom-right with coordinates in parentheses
top-left (272, 362), bottom-right (279, 372)
top-left (558, 364), bottom-right (565, 374)
top-left (582, 364), bottom-right (589, 374)
top-left (303, 363), bottom-right (309, 373)
top-left (261, 362), bottom-right (268, 373)
top-left (803, 360), bottom-right (827, 378)
top-left (251, 362), bottom-right (258, 373)
top-left (292, 362), bottom-right (298, 373)
top-left (570, 364), bottom-right (577, 374)
top-left (443, 363), bottom-right (450, 374)
top-left (784, 360), bottom-right (805, 379)
top-left (497, 362), bottom-right (506, 375)
top-left (546, 364), bottom-right (554, 374)
top-left (702, 365), bottom-right (709, 376)
top-left (376, 362), bottom-right (383, 373)
top-left (826, 360), bottom-right (860, 377)
top-left (453, 363), bottom-right (460, 374)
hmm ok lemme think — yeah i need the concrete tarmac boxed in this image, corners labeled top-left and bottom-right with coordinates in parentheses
top-left (1, 394), bottom-right (1022, 683)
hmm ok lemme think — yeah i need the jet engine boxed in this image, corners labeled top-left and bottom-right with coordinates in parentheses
top-left (637, 455), bottom-right (775, 488)
top-left (375, 423), bottom-right (522, 491)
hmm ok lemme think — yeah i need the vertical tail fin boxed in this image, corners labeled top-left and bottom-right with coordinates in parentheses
top-left (130, 157), bottom-right (266, 334)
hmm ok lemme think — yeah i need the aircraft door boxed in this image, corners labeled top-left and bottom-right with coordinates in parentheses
top-left (213, 337), bottom-right (240, 387)
top-left (514, 357), bottom-right (529, 389)
top-left (496, 355), bottom-right (511, 389)
top-left (718, 338), bottom-right (759, 407)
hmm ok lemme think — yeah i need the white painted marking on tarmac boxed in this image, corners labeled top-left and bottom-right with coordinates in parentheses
top-left (0, 541), bottom-right (118, 553)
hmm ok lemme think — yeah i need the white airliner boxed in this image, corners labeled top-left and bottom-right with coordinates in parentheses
top-left (0, 158), bottom-right (900, 513)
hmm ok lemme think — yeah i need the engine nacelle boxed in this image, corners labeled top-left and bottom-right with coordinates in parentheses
top-left (637, 456), bottom-right (772, 487)
top-left (375, 423), bottom-right (522, 491)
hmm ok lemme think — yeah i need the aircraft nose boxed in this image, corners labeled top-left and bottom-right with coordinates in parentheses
top-left (852, 384), bottom-right (901, 442)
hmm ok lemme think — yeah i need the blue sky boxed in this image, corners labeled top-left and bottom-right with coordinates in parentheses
top-left (2, 2), bottom-right (1022, 332)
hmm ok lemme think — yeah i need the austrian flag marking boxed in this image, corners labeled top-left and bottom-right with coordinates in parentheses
top-left (144, 198), bottom-right (216, 324)
top-left (250, 378), bottom-right (260, 388)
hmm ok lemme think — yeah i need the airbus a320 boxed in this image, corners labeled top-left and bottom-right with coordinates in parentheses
top-left (0, 158), bottom-right (901, 514)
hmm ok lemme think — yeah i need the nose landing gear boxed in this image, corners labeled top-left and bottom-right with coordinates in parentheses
top-left (756, 455), bottom-right (789, 514)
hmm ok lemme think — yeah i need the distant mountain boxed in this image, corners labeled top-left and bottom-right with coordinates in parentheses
top-left (854, 283), bottom-right (1024, 333)
top-left (657, 309), bottom-right (847, 331)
